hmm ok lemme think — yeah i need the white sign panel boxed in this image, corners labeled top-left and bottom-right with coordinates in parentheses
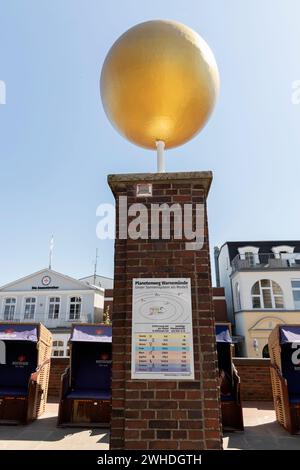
top-left (131, 278), bottom-right (194, 380)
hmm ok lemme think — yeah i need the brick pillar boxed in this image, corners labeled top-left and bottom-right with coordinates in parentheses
top-left (108, 172), bottom-right (222, 450)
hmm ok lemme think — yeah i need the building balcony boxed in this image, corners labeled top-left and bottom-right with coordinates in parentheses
top-left (231, 253), bottom-right (300, 273)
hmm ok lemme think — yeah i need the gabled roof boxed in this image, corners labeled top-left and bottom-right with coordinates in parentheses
top-left (0, 268), bottom-right (103, 292)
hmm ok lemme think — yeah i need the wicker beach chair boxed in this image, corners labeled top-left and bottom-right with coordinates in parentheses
top-left (0, 322), bottom-right (52, 424)
top-left (216, 323), bottom-right (244, 432)
top-left (269, 324), bottom-right (300, 434)
top-left (57, 323), bottom-right (112, 427)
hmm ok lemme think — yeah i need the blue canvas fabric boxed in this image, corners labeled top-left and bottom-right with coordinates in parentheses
top-left (280, 326), bottom-right (300, 344)
top-left (0, 324), bottom-right (37, 342)
top-left (0, 340), bottom-right (37, 396)
top-left (71, 325), bottom-right (112, 343)
top-left (70, 342), bottom-right (112, 398)
top-left (281, 343), bottom-right (300, 400)
top-left (215, 325), bottom-right (232, 343)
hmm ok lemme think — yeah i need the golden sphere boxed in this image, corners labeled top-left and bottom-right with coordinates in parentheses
top-left (100, 20), bottom-right (220, 150)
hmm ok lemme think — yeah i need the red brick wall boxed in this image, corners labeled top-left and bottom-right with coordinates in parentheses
top-left (234, 358), bottom-right (272, 401)
top-left (48, 357), bottom-right (273, 403)
top-left (48, 358), bottom-right (68, 398)
top-left (108, 173), bottom-right (222, 451)
top-left (212, 287), bottom-right (228, 323)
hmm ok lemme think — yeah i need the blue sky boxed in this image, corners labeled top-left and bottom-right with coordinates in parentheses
top-left (0, 0), bottom-right (300, 286)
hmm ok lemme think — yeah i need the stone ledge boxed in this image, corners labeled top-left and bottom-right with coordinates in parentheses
top-left (108, 171), bottom-right (213, 196)
top-left (234, 357), bottom-right (271, 367)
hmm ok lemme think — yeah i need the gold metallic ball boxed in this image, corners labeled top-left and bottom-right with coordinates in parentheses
top-left (100, 20), bottom-right (220, 150)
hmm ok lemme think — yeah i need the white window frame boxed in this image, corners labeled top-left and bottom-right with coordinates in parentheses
top-left (52, 339), bottom-right (68, 357)
top-left (291, 279), bottom-right (300, 309)
top-left (3, 297), bottom-right (16, 320)
top-left (235, 282), bottom-right (241, 311)
top-left (68, 296), bottom-right (82, 321)
top-left (48, 296), bottom-right (61, 319)
top-left (251, 279), bottom-right (284, 309)
top-left (23, 297), bottom-right (36, 320)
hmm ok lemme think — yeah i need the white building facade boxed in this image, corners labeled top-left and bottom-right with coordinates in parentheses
top-left (0, 269), bottom-right (105, 356)
top-left (217, 241), bottom-right (300, 357)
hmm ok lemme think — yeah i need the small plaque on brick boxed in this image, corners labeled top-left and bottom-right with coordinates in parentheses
top-left (136, 183), bottom-right (152, 197)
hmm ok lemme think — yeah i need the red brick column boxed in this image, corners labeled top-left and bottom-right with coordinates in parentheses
top-left (108, 172), bottom-right (222, 450)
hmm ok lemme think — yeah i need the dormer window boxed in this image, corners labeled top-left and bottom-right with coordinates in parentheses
top-left (272, 245), bottom-right (295, 265)
top-left (238, 246), bottom-right (260, 266)
top-left (272, 245), bottom-right (294, 257)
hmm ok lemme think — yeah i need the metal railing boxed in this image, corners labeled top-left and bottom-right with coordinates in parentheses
top-left (231, 253), bottom-right (300, 272)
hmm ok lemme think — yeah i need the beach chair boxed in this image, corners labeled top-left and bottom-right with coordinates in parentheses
top-left (216, 324), bottom-right (244, 431)
top-left (57, 324), bottom-right (112, 427)
top-left (269, 324), bottom-right (300, 434)
top-left (0, 322), bottom-right (52, 424)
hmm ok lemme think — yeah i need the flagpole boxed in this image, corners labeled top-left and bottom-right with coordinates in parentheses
top-left (49, 235), bottom-right (54, 270)
top-left (93, 248), bottom-right (99, 285)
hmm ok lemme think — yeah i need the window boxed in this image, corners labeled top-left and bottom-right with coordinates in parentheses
top-left (48, 297), bottom-right (60, 319)
top-left (262, 344), bottom-right (270, 358)
top-left (24, 297), bottom-right (36, 319)
top-left (235, 283), bottom-right (241, 310)
top-left (245, 252), bottom-right (255, 266)
top-left (69, 296), bottom-right (81, 320)
top-left (53, 350), bottom-right (64, 357)
top-left (238, 246), bottom-right (259, 265)
top-left (52, 339), bottom-right (66, 357)
top-left (251, 280), bottom-right (284, 309)
top-left (292, 280), bottom-right (300, 309)
top-left (3, 298), bottom-right (16, 320)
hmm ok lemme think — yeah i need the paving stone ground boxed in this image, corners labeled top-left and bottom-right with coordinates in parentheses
top-left (224, 401), bottom-right (300, 450)
top-left (0, 401), bottom-right (109, 450)
top-left (0, 400), bottom-right (299, 450)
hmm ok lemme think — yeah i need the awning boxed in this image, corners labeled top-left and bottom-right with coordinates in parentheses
top-left (71, 325), bottom-right (112, 343)
top-left (0, 324), bottom-right (38, 342)
top-left (280, 326), bottom-right (300, 344)
top-left (216, 325), bottom-right (232, 343)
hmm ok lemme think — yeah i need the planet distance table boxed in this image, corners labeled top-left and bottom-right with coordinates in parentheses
top-left (131, 278), bottom-right (194, 380)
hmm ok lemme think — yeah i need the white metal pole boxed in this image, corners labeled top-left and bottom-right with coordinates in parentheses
top-left (49, 235), bottom-right (54, 270)
top-left (156, 140), bottom-right (165, 173)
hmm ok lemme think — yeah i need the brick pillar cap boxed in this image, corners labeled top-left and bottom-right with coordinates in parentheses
top-left (108, 171), bottom-right (213, 196)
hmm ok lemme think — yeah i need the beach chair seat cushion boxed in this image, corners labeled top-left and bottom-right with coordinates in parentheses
top-left (66, 389), bottom-right (112, 400)
top-left (221, 393), bottom-right (234, 402)
top-left (0, 386), bottom-right (28, 397)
